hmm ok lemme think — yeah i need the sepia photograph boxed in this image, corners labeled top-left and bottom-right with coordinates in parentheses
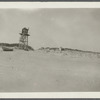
top-left (0, 2), bottom-right (100, 93)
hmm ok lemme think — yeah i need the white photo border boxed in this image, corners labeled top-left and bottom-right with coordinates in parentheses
top-left (0, 2), bottom-right (100, 98)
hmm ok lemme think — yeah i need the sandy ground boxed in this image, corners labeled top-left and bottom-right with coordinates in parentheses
top-left (0, 50), bottom-right (100, 92)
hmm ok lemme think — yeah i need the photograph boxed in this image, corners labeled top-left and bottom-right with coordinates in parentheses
top-left (0, 2), bottom-right (100, 93)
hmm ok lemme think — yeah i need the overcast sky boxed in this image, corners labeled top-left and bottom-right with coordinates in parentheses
top-left (0, 8), bottom-right (100, 52)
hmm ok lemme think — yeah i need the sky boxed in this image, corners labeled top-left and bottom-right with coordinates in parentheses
top-left (0, 8), bottom-right (100, 52)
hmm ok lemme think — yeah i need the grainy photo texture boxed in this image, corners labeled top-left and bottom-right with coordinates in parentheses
top-left (0, 8), bottom-right (100, 92)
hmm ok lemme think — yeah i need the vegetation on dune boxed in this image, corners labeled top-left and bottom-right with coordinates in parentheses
top-left (38, 47), bottom-right (100, 54)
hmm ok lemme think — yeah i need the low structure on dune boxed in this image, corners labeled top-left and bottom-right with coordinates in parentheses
top-left (2, 46), bottom-right (13, 51)
top-left (1, 43), bottom-right (34, 51)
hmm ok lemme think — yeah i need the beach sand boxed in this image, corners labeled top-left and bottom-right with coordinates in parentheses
top-left (0, 50), bottom-right (100, 92)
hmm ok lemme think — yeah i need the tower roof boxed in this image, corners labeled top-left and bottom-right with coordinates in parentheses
top-left (19, 33), bottom-right (30, 36)
top-left (19, 27), bottom-right (30, 36)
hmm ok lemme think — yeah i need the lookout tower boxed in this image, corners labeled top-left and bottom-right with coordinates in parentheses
top-left (19, 27), bottom-right (30, 50)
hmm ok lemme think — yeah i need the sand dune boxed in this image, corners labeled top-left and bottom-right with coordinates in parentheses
top-left (0, 49), bottom-right (100, 92)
